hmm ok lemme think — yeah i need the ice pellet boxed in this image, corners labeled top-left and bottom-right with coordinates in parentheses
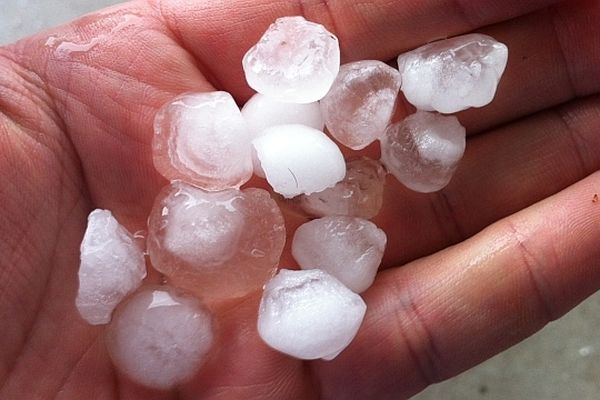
top-left (257, 269), bottom-right (366, 360)
top-left (321, 60), bottom-right (402, 150)
top-left (292, 216), bottom-right (387, 293)
top-left (106, 286), bottom-right (213, 389)
top-left (398, 33), bottom-right (508, 113)
top-left (242, 93), bottom-right (324, 135)
top-left (153, 91), bottom-right (253, 191)
top-left (298, 158), bottom-right (386, 219)
top-left (242, 16), bottom-right (340, 103)
top-left (252, 124), bottom-right (346, 198)
top-left (147, 181), bottom-right (285, 301)
top-left (242, 93), bottom-right (324, 177)
top-left (381, 111), bottom-right (466, 193)
top-left (76, 209), bottom-right (146, 325)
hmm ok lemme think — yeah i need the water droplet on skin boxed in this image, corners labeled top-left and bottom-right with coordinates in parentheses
top-left (44, 14), bottom-right (144, 59)
top-left (251, 249), bottom-right (266, 257)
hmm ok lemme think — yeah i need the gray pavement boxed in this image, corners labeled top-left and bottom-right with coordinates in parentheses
top-left (1, 1), bottom-right (599, 399)
top-left (0, 0), bottom-right (121, 45)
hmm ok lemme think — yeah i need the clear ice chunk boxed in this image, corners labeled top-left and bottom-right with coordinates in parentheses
top-left (397, 33), bottom-right (508, 113)
top-left (106, 286), bottom-right (213, 389)
top-left (241, 93), bottom-right (324, 177)
top-left (292, 216), bottom-right (387, 293)
top-left (380, 111), bottom-right (466, 193)
top-left (321, 60), bottom-right (402, 150)
top-left (252, 124), bottom-right (346, 198)
top-left (153, 91), bottom-right (253, 191)
top-left (76, 209), bottom-right (146, 325)
top-left (147, 181), bottom-right (286, 301)
top-left (298, 158), bottom-right (386, 219)
top-left (242, 16), bottom-right (340, 103)
top-left (257, 269), bottom-right (366, 360)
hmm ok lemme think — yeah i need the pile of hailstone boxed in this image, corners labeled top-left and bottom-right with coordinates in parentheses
top-left (76, 16), bottom-right (508, 389)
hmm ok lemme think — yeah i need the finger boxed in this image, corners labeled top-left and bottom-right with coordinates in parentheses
top-left (458, 0), bottom-right (600, 134)
top-left (157, 0), bottom-right (561, 100)
top-left (376, 94), bottom-right (600, 267)
top-left (179, 294), bottom-right (314, 400)
top-left (315, 170), bottom-right (600, 399)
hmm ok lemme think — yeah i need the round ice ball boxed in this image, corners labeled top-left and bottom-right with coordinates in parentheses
top-left (258, 269), bottom-right (367, 360)
top-left (292, 216), bottom-right (387, 293)
top-left (241, 93), bottom-right (324, 178)
top-left (106, 286), bottom-right (214, 389)
top-left (380, 111), bottom-right (466, 193)
top-left (252, 124), bottom-right (346, 198)
top-left (242, 16), bottom-right (340, 103)
top-left (153, 91), bottom-right (253, 191)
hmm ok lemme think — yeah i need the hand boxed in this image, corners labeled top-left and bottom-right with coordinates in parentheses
top-left (1, 0), bottom-right (599, 398)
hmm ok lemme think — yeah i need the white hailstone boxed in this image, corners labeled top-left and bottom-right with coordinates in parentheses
top-left (242, 16), bottom-right (340, 103)
top-left (106, 286), bottom-right (214, 390)
top-left (397, 33), bottom-right (508, 113)
top-left (258, 269), bottom-right (366, 360)
top-left (241, 93), bottom-right (324, 177)
top-left (252, 124), bottom-right (346, 198)
top-left (298, 158), bottom-right (386, 219)
top-left (321, 60), bottom-right (402, 150)
top-left (242, 93), bottom-right (324, 135)
top-left (153, 91), bottom-right (253, 191)
top-left (381, 111), bottom-right (466, 193)
top-left (76, 209), bottom-right (146, 325)
top-left (292, 216), bottom-right (387, 293)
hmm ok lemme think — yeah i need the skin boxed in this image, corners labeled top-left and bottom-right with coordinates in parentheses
top-left (0, 0), bottom-right (599, 398)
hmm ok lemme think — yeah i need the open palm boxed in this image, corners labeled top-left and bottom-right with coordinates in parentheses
top-left (1, 0), bottom-right (600, 398)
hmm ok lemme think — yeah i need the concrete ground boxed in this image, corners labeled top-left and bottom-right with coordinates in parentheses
top-left (415, 293), bottom-right (600, 400)
top-left (1, 1), bottom-right (599, 399)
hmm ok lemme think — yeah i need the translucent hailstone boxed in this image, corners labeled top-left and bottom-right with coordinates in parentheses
top-left (241, 93), bottom-right (324, 177)
top-left (258, 269), bottom-right (367, 360)
top-left (76, 209), bottom-right (146, 325)
top-left (292, 216), bottom-right (387, 293)
top-left (106, 286), bottom-right (213, 389)
top-left (252, 124), bottom-right (346, 198)
top-left (397, 33), bottom-right (508, 113)
top-left (381, 111), bottom-right (466, 193)
top-left (242, 16), bottom-right (340, 103)
top-left (298, 158), bottom-right (386, 219)
top-left (147, 181), bottom-right (286, 301)
top-left (321, 60), bottom-right (402, 150)
top-left (153, 91), bottom-right (253, 191)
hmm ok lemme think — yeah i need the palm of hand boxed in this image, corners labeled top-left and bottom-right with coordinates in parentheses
top-left (1, 0), bottom-right (600, 399)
